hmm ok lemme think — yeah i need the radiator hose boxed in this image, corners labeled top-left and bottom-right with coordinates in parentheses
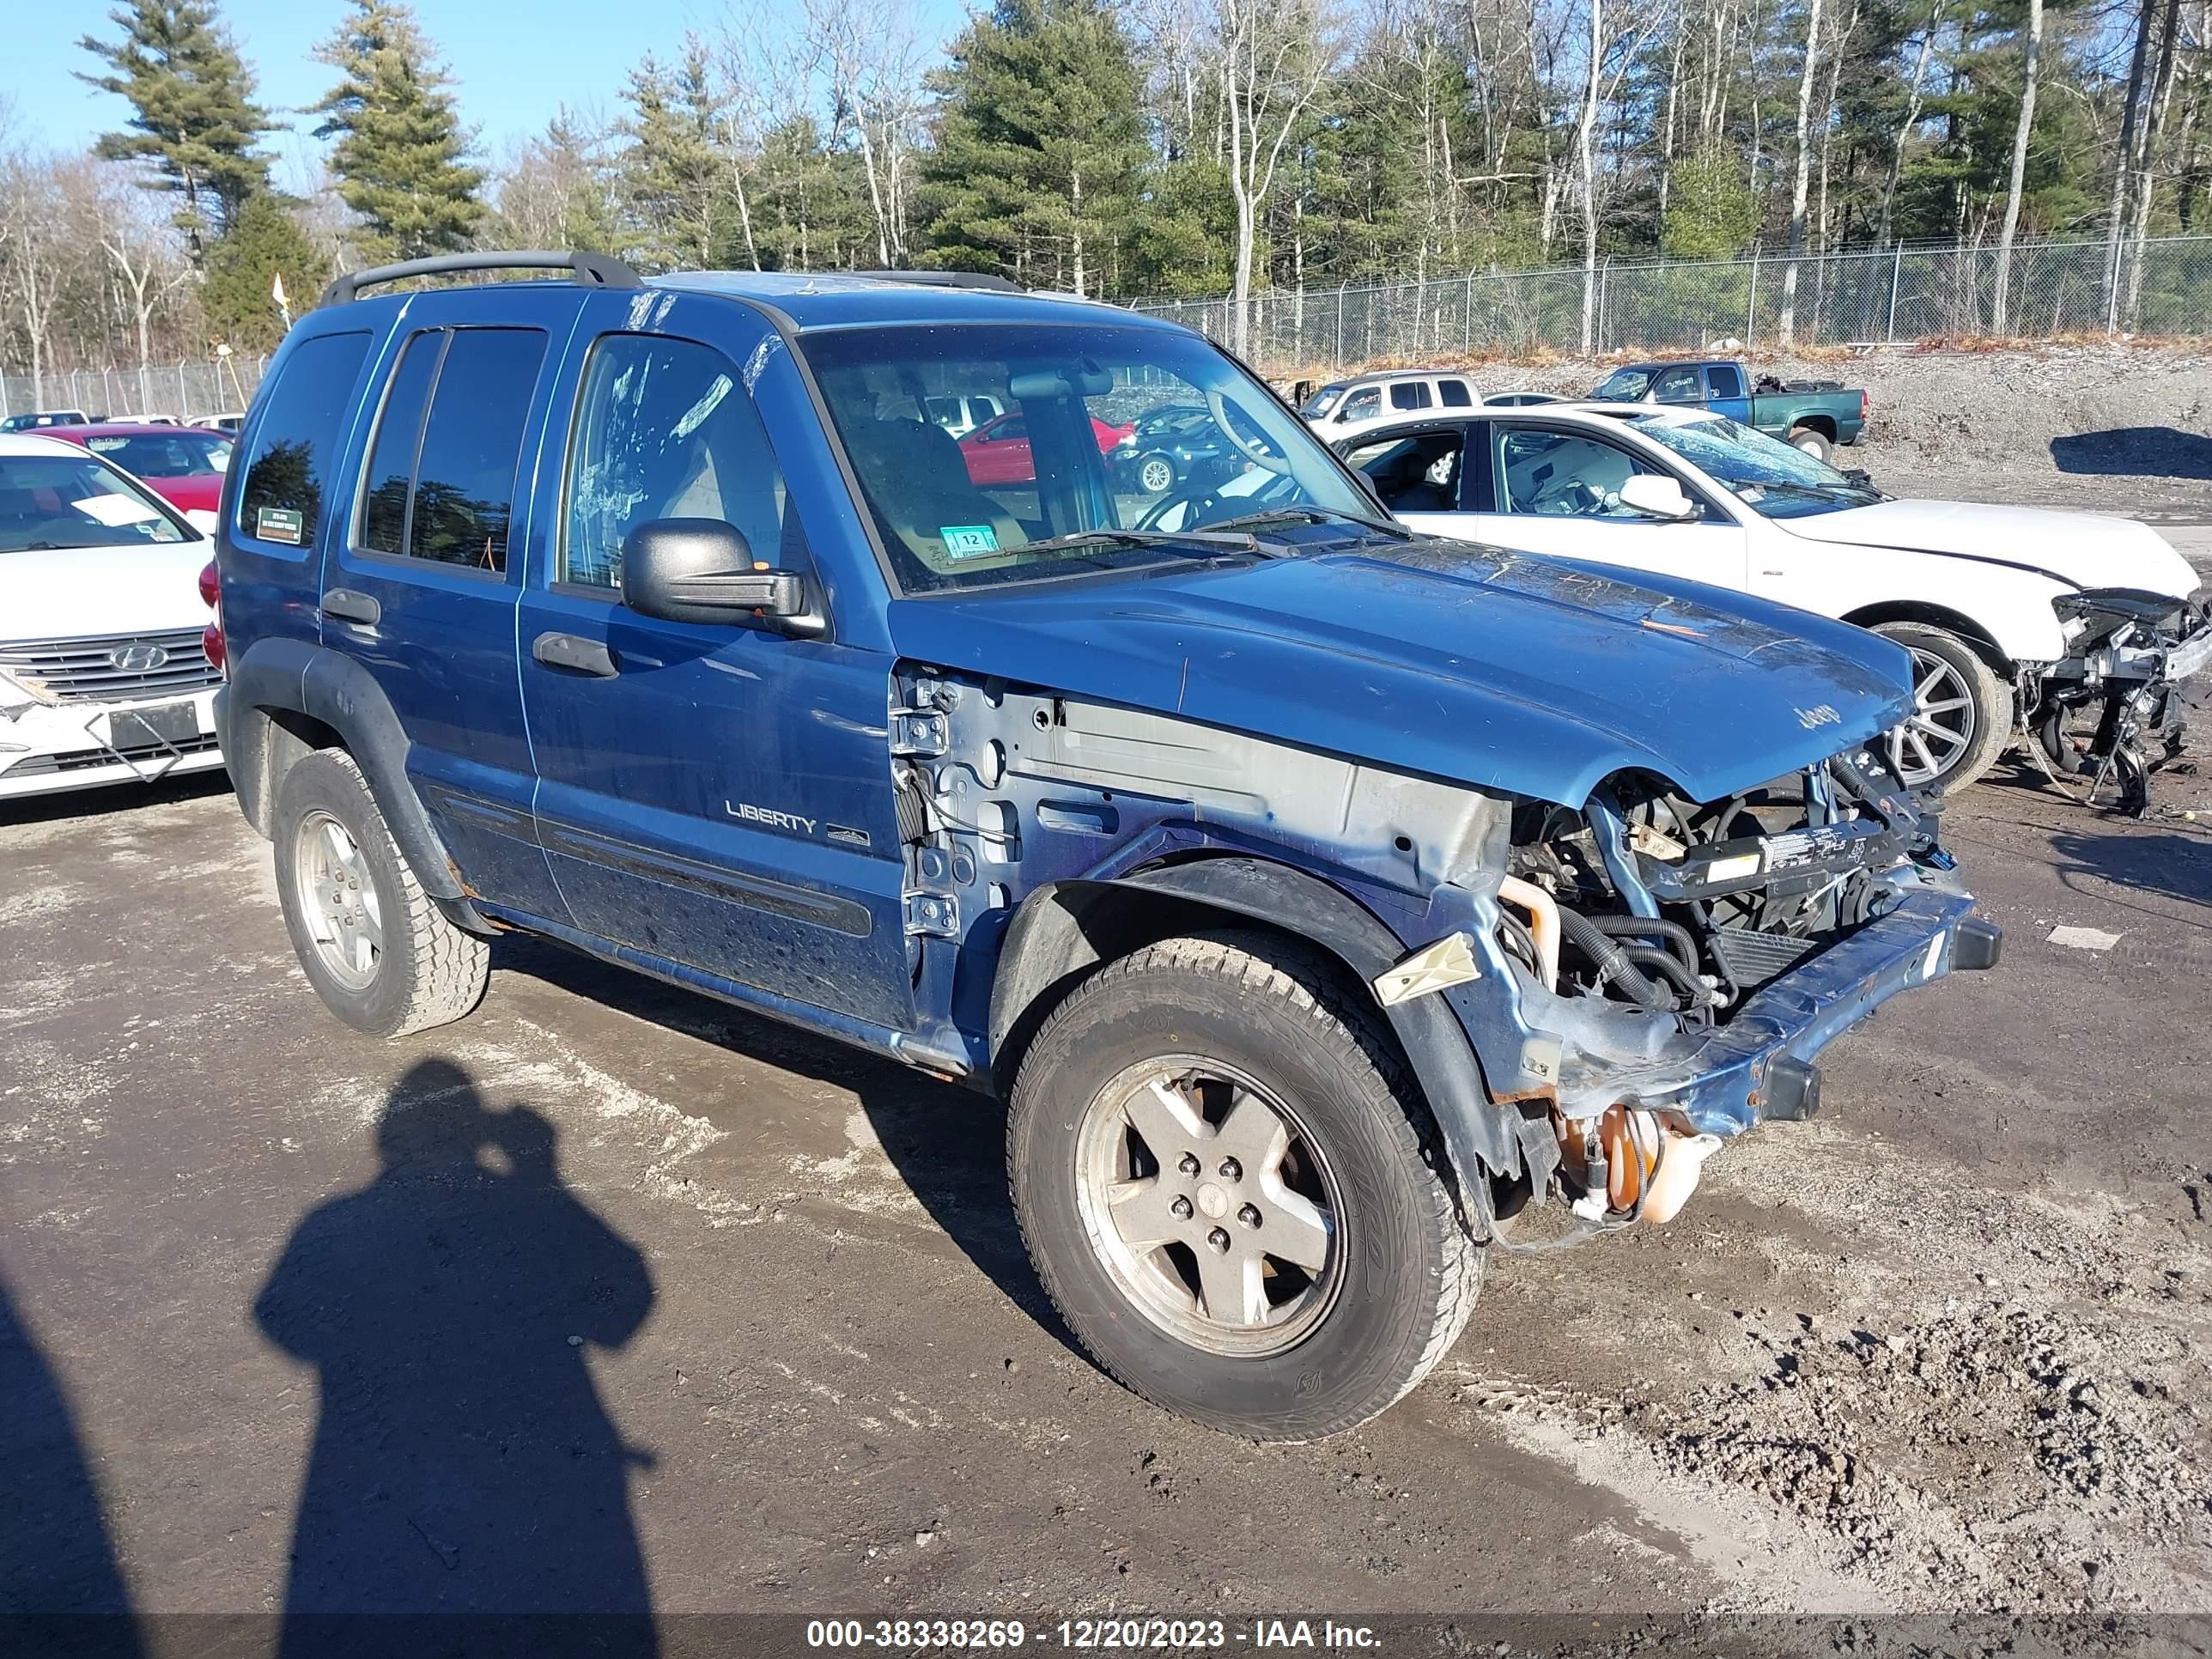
top-left (1558, 906), bottom-right (1676, 1012)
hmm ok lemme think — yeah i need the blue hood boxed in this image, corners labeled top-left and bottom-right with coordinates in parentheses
top-left (886, 539), bottom-right (1913, 807)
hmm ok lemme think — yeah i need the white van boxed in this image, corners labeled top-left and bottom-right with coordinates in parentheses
top-left (1299, 371), bottom-right (1478, 441)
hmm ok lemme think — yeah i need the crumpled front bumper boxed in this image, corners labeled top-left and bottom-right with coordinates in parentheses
top-left (1482, 883), bottom-right (2001, 1141)
top-left (1656, 888), bottom-right (1998, 1137)
top-left (2052, 588), bottom-right (2212, 687)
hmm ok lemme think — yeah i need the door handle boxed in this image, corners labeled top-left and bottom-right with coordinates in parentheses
top-left (532, 631), bottom-right (618, 678)
top-left (320, 587), bottom-right (380, 626)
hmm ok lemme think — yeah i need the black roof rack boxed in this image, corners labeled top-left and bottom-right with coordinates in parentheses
top-left (843, 270), bottom-right (1022, 293)
top-left (318, 250), bottom-right (643, 308)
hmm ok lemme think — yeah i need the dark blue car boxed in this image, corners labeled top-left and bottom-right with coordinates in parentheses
top-left (211, 252), bottom-right (1996, 1439)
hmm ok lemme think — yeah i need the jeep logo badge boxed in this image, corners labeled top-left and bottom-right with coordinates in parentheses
top-left (110, 644), bottom-right (171, 672)
top-left (1795, 703), bottom-right (1841, 729)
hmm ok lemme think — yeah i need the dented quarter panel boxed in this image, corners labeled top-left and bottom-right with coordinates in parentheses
top-left (887, 542), bottom-right (1913, 811)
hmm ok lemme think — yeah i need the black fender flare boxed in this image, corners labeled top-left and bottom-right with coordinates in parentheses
top-left (220, 636), bottom-right (466, 903)
top-left (987, 857), bottom-right (1522, 1203)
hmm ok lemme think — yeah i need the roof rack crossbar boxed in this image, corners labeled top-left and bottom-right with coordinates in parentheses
top-left (318, 250), bottom-right (643, 307)
top-left (842, 270), bottom-right (1022, 292)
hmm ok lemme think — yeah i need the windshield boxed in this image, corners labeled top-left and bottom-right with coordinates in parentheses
top-left (82, 431), bottom-right (232, 477)
top-left (804, 322), bottom-right (1379, 592)
top-left (1592, 368), bottom-right (1655, 401)
top-left (1300, 383), bottom-right (1346, 418)
top-left (0, 453), bottom-right (192, 552)
top-left (1626, 412), bottom-right (1877, 519)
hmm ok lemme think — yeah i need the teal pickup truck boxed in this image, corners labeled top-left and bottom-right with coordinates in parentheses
top-left (1590, 359), bottom-right (1867, 460)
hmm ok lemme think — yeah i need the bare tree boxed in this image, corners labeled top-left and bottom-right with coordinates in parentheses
top-left (1776, 0), bottom-right (1826, 345)
top-left (1991, 0), bottom-right (2042, 333)
top-left (1212, 0), bottom-right (1337, 355)
top-left (92, 166), bottom-right (192, 402)
top-left (803, 0), bottom-right (929, 266)
top-left (1874, 0), bottom-right (1941, 247)
top-left (0, 149), bottom-right (85, 405)
top-left (1576, 0), bottom-right (1603, 349)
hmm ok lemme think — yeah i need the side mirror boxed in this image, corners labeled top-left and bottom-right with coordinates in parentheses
top-left (619, 518), bottom-right (823, 636)
top-left (1618, 475), bottom-right (1700, 522)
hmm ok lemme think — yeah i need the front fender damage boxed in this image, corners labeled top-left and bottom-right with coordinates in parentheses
top-left (902, 665), bottom-right (1998, 1241)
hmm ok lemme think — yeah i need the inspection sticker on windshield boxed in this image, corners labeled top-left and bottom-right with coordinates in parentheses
top-left (941, 525), bottom-right (1000, 559)
top-left (256, 506), bottom-right (304, 545)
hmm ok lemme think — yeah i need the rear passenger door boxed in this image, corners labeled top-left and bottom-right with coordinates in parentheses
top-left (515, 299), bottom-right (915, 1033)
top-left (315, 288), bottom-right (579, 918)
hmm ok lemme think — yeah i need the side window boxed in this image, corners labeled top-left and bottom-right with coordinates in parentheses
top-left (1345, 430), bottom-right (1465, 513)
top-left (1389, 382), bottom-right (1432, 411)
top-left (562, 332), bottom-right (805, 592)
top-left (1707, 363), bottom-right (1747, 400)
top-left (1496, 427), bottom-right (1670, 520)
top-left (358, 330), bottom-right (442, 556)
top-left (235, 330), bottom-right (371, 550)
top-left (1652, 366), bottom-right (1705, 404)
top-left (1340, 386), bottom-right (1381, 422)
top-left (405, 329), bottom-right (547, 572)
top-left (1437, 380), bottom-right (1473, 408)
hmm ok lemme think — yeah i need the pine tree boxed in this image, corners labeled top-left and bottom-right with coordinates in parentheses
top-left (615, 45), bottom-right (728, 271)
top-left (203, 191), bottom-right (331, 351)
top-left (919, 0), bottom-right (1151, 295)
top-left (311, 0), bottom-right (485, 261)
top-left (77, 0), bottom-right (273, 251)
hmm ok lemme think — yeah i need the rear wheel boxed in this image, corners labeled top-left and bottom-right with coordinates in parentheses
top-left (1008, 930), bottom-right (1482, 1439)
top-left (1875, 622), bottom-right (2014, 794)
top-left (1788, 425), bottom-right (1833, 462)
top-left (273, 749), bottom-right (489, 1037)
top-left (1135, 453), bottom-right (1178, 495)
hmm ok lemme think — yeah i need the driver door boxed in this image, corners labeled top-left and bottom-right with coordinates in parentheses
top-left (1453, 418), bottom-right (1750, 591)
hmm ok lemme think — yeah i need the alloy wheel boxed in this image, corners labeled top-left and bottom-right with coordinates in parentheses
top-left (293, 809), bottom-right (383, 992)
top-left (1073, 1057), bottom-right (1341, 1358)
top-left (1887, 647), bottom-right (1978, 787)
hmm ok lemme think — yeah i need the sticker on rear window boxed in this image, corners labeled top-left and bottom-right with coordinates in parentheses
top-left (257, 506), bottom-right (305, 544)
top-left (941, 524), bottom-right (1000, 559)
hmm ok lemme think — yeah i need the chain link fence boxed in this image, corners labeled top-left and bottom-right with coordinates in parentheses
top-left (0, 356), bottom-right (269, 423)
top-left (1132, 235), bottom-right (2212, 372)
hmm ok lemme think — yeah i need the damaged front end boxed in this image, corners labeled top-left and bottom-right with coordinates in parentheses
top-left (2027, 588), bottom-right (2212, 815)
top-left (1425, 745), bottom-right (1999, 1236)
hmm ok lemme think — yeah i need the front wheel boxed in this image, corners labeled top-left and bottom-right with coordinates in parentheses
top-left (1789, 425), bottom-right (1833, 462)
top-left (1875, 622), bottom-right (2014, 794)
top-left (1134, 453), bottom-right (1178, 496)
top-left (1008, 931), bottom-right (1482, 1439)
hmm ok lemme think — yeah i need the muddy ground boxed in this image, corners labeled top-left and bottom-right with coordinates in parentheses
top-left (3, 518), bottom-right (2210, 1653)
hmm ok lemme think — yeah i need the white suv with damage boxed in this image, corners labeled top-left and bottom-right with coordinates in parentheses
top-left (0, 433), bottom-right (227, 801)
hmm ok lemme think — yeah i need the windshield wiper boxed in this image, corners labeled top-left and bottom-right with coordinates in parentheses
top-left (1206, 505), bottom-right (1413, 541)
top-left (1018, 526), bottom-right (1269, 557)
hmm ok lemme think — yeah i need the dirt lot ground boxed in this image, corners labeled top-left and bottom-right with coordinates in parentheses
top-left (3, 418), bottom-right (2210, 1653)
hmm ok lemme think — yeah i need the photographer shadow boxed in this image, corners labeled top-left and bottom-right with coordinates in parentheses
top-left (254, 1059), bottom-right (658, 1656)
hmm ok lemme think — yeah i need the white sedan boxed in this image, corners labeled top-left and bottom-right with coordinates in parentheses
top-left (0, 433), bottom-right (228, 801)
top-left (1334, 404), bottom-right (2207, 798)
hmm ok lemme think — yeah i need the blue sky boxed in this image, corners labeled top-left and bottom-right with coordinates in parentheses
top-left (9, 0), bottom-right (969, 187)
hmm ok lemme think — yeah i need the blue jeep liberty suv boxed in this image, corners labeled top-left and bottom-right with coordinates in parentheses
top-left (212, 252), bottom-right (1998, 1438)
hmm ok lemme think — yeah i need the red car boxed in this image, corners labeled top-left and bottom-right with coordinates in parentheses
top-left (48, 424), bottom-right (234, 516)
top-left (957, 411), bottom-right (1133, 487)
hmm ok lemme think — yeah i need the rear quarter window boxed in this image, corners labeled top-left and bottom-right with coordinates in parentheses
top-left (235, 331), bottom-right (373, 550)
